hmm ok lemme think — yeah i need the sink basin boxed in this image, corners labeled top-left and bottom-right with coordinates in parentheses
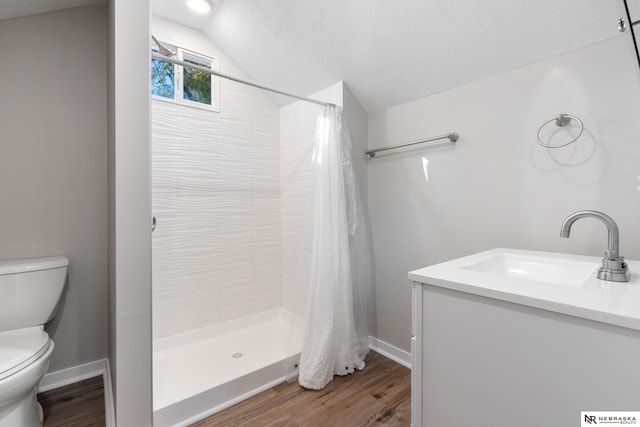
top-left (463, 253), bottom-right (598, 287)
top-left (409, 248), bottom-right (640, 332)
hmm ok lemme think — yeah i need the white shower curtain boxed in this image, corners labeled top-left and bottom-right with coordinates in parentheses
top-left (298, 105), bottom-right (370, 390)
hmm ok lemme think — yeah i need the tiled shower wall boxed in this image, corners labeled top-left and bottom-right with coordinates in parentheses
top-left (151, 19), bottom-right (367, 341)
top-left (152, 18), bottom-right (281, 339)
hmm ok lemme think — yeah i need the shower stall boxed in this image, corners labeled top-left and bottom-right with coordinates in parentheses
top-left (149, 17), bottom-right (365, 427)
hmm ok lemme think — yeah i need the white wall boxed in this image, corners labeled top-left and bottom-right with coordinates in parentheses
top-left (0, 6), bottom-right (108, 372)
top-left (341, 84), bottom-right (373, 337)
top-left (151, 17), bottom-right (282, 339)
top-left (368, 34), bottom-right (640, 352)
top-left (108, 0), bottom-right (153, 425)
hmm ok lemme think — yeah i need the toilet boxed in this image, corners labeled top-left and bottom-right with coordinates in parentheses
top-left (0, 256), bottom-right (69, 427)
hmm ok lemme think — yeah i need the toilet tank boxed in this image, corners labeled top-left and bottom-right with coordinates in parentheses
top-left (0, 256), bottom-right (69, 332)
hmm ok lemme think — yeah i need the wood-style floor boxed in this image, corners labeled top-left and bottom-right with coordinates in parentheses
top-left (192, 351), bottom-right (411, 427)
top-left (35, 351), bottom-right (410, 427)
top-left (38, 375), bottom-right (105, 427)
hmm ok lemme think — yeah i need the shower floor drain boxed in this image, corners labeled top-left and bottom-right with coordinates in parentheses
top-left (232, 352), bottom-right (243, 359)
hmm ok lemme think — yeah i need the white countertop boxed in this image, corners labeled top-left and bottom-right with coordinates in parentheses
top-left (409, 248), bottom-right (640, 331)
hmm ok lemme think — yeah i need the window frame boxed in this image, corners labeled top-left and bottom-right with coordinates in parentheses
top-left (151, 42), bottom-right (220, 113)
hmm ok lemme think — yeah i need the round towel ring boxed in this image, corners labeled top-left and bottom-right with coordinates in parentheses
top-left (535, 114), bottom-right (583, 148)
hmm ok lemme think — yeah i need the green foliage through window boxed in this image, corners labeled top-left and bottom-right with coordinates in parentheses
top-left (183, 58), bottom-right (212, 105)
top-left (150, 44), bottom-right (218, 111)
top-left (151, 55), bottom-right (175, 99)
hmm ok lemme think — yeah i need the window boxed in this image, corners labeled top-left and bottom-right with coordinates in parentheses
top-left (151, 43), bottom-right (220, 112)
top-left (151, 48), bottom-right (175, 100)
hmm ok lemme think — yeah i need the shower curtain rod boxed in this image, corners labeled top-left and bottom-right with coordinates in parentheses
top-left (151, 51), bottom-right (336, 108)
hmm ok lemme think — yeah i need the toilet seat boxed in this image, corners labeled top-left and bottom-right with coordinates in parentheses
top-left (0, 326), bottom-right (51, 382)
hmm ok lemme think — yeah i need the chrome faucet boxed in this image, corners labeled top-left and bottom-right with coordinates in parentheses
top-left (560, 210), bottom-right (630, 282)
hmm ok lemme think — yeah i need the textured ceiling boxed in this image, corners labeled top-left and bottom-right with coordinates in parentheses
top-left (3, 1), bottom-right (627, 112)
top-left (0, 0), bottom-right (105, 21)
top-left (1, 1), bottom-right (628, 112)
top-left (152, 0), bottom-right (627, 113)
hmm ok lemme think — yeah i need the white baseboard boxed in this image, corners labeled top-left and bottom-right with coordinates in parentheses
top-left (368, 336), bottom-right (411, 369)
top-left (38, 358), bottom-right (115, 427)
top-left (38, 359), bottom-right (106, 392)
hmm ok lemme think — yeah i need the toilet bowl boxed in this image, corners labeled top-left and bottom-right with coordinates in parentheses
top-left (0, 327), bottom-right (54, 427)
top-left (0, 256), bottom-right (68, 427)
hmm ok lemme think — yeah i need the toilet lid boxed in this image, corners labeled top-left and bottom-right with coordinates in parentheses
top-left (0, 326), bottom-right (51, 381)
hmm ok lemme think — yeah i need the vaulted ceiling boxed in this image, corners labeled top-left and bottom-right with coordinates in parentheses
top-left (1, 0), bottom-right (628, 113)
top-left (152, 0), bottom-right (626, 112)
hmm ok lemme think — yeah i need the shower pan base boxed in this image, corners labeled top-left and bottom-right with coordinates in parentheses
top-left (153, 308), bottom-right (302, 427)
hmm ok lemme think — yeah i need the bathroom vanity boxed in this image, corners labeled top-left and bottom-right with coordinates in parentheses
top-left (409, 248), bottom-right (640, 427)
